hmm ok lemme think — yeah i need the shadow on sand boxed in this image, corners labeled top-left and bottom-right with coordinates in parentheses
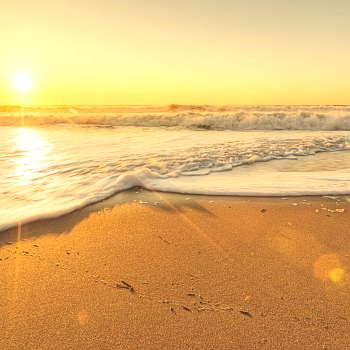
top-left (0, 187), bottom-right (218, 246)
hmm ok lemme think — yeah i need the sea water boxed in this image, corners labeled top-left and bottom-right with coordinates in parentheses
top-left (1, 105), bottom-right (350, 231)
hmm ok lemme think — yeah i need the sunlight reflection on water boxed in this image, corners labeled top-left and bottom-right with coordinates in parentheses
top-left (0, 125), bottom-right (349, 231)
top-left (13, 128), bottom-right (50, 183)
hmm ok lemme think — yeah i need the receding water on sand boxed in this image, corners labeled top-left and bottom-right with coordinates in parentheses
top-left (1, 105), bottom-right (350, 230)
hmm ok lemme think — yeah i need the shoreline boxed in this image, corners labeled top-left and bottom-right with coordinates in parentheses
top-left (2, 185), bottom-right (350, 237)
top-left (1, 190), bottom-right (350, 349)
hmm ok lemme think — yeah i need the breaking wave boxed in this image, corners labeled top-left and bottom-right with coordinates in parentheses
top-left (1, 105), bottom-right (350, 130)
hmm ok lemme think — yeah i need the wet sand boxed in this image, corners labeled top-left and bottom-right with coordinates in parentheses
top-left (1, 190), bottom-right (350, 349)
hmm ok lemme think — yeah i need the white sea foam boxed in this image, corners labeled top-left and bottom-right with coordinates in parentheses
top-left (2, 105), bottom-right (350, 130)
top-left (0, 111), bottom-right (350, 232)
top-left (1, 154), bottom-right (350, 232)
top-left (0, 168), bottom-right (168, 232)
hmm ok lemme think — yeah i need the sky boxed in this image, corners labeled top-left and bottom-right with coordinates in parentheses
top-left (1, 0), bottom-right (350, 105)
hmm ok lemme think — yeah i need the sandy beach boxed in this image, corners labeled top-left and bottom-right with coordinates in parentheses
top-left (1, 190), bottom-right (350, 349)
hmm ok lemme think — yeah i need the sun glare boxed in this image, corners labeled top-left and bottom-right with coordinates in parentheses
top-left (13, 73), bottom-right (33, 91)
top-left (14, 128), bottom-right (49, 183)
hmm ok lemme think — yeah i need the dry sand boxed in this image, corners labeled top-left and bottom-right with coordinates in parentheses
top-left (1, 190), bottom-right (350, 349)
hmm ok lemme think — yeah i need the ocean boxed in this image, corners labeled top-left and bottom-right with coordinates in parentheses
top-left (1, 105), bottom-right (350, 232)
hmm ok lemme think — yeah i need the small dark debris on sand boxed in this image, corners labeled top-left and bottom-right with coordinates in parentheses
top-left (240, 310), bottom-right (253, 318)
top-left (158, 236), bottom-right (170, 245)
top-left (116, 280), bottom-right (135, 292)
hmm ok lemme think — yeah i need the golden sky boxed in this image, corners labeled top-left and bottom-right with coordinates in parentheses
top-left (1, 0), bottom-right (350, 105)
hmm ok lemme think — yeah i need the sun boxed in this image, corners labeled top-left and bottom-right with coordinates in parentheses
top-left (13, 73), bottom-right (33, 91)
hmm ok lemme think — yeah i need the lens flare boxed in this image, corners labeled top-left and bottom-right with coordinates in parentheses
top-left (314, 254), bottom-right (347, 285)
top-left (329, 267), bottom-right (345, 283)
